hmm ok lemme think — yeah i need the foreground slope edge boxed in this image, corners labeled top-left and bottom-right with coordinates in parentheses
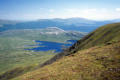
top-left (13, 41), bottom-right (120, 80)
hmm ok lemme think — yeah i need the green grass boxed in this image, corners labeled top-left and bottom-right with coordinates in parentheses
top-left (68, 22), bottom-right (120, 54)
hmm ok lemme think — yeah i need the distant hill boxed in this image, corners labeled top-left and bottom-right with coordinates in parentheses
top-left (0, 20), bottom-right (20, 27)
top-left (0, 18), bottom-right (117, 32)
top-left (0, 27), bottom-right (86, 41)
top-left (10, 22), bottom-right (120, 80)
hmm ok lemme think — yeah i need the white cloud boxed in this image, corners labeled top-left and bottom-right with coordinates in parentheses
top-left (49, 9), bottom-right (55, 13)
top-left (6, 8), bottom-right (120, 20)
top-left (82, 8), bottom-right (97, 13)
top-left (116, 8), bottom-right (120, 12)
top-left (56, 8), bottom-right (120, 20)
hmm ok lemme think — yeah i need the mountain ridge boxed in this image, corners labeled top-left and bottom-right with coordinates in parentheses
top-left (0, 17), bottom-right (119, 32)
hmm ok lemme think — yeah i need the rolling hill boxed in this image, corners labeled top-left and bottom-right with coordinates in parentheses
top-left (9, 22), bottom-right (120, 80)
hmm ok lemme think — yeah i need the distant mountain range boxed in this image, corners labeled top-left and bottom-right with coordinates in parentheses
top-left (0, 20), bottom-right (20, 27)
top-left (0, 18), bottom-right (120, 32)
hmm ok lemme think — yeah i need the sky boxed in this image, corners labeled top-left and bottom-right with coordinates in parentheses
top-left (0, 0), bottom-right (120, 21)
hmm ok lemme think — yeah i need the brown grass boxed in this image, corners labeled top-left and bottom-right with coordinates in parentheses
top-left (13, 42), bottom-right (120, 80)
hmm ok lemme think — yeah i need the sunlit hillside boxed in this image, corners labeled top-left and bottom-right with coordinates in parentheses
top-left (9, 23), bottom-right (120, 80)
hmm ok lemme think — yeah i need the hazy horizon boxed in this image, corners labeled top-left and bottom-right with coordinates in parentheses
top-left (1, 0), bottom-right (120, 21)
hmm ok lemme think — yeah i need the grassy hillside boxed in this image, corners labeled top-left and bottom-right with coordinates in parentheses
top-left (69, 23), bottom-right (120, 52)
top-left (11, 22), bottom-right (120, 80)
top-left (13, 41), bottom-right (120, 80)
top-left (0, 28), bottom-right (85, 79)
top-left (40, 23), bottom-right (120, 67)
top-left (0, 22), bottom-right (120, 80)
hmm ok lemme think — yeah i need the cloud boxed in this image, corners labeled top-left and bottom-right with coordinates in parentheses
top-left (4, 8), bottom-right (120, 20)
top-left (60, 8), bottom-right (120, 20)
top-left (116, 8), bottom-right (120, 12)
top-left (82, 9), bottom-right (97, 13)
top-left (49, 9), bottom-right (55, 13)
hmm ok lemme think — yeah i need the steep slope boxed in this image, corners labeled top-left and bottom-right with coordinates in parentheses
top-left (12, 22), bottom-right (120, 80)
top-left (13, 41), bottom-right (120, 80)
top-left (68, 22), bottom-right (120, 53)
top-left (40, 22), bottom-right (120, 66)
